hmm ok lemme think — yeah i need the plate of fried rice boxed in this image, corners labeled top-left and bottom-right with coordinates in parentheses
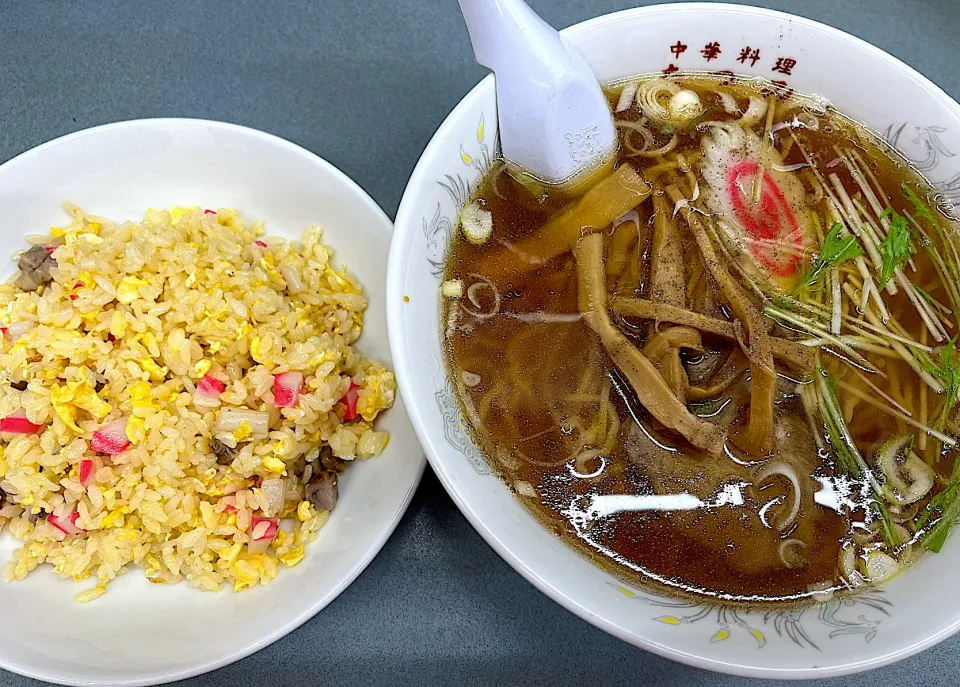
top-left (0, 119), bottom-right (424, 685)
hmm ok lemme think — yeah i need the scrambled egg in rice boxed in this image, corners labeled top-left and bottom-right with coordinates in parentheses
top-left (0, 204), bottom-right (395, 601)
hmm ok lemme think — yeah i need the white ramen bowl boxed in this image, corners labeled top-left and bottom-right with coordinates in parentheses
top-left (388, 3), bottom-right (960, 679)
top-left (0, 119), bottom-right (425, 686)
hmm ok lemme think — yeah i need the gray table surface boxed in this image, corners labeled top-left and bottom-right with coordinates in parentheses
top-left (1, 0), bottom-right (959, 685)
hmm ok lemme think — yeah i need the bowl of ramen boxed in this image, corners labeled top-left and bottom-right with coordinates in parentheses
top-left (388, 3), bottom-right (960, 678)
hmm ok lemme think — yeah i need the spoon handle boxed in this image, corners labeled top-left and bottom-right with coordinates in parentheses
top-left (459, 0), bottom-right (565, 73)
top-left (457, 0), bottom-right (616, 185)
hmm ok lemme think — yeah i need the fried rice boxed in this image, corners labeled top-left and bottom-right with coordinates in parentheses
top-left (0, 203), bottom-right (395, 601)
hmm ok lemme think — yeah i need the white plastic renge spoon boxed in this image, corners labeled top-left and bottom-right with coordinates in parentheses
top-left (457, 0), bottom-right (617, 186)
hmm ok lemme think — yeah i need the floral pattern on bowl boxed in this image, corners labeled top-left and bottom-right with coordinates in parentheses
top-left (609, 582), bottom-right (891, 651)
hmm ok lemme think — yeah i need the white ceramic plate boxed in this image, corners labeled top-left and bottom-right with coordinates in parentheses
top-left (389, 3), bottom-right (960, 680)
top-left (0, 118), bottom-right (425, 686)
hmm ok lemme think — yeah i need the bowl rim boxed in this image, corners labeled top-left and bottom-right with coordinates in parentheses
top-left (388, 2), bottom-right (960, 679)
top-left (0, 117), bottom-right (426, 687)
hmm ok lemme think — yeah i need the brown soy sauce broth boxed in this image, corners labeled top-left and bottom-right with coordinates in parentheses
top-left (443, 73), bottom-right (960, 607)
